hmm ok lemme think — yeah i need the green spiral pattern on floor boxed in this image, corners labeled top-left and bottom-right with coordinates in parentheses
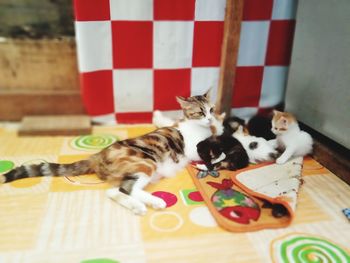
top-left (71, 134), bottom-right (118, 150)
top-left (0, 160), bottom-right (15, 173)
top-left (275, 234), bottom-right (350, 263)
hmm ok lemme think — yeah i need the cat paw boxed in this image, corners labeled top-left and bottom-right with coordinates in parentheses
top-left (151, 197), bottom-right (167, 210)
top-left (0, 174), bottom-right (6, 184)
top-left (106, 188), bottom-right (148, 216)
top-left (196, 164), bottom-right (208, 171)
top-left (123, 198), bottom-right (148, 216)
top-left (276, 158), bottom-right (287, 165)
top-left (269, 150), bottom-right (279, 160)
top-left (131, 203), bottom-right (148, 216)
top-left (106, 188), bottom-right (119, 199)
top-left (153, 110), bottom-right (161, 118)
top-left (212, 152), bottom-right (226, 164)
top-left (152, 111), bottom-right (161, 125)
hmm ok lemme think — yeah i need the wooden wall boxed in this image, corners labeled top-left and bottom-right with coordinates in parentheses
top-left (0, 38), bottom-right (85, 120)
top-left (0, 0), bottom-right (85, 120)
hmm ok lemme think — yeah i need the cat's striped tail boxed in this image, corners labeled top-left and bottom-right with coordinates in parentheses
top-left (0, 160), bottom-right (94, 184)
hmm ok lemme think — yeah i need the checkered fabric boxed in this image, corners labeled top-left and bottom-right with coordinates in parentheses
top-left (74, 0), bottom-right (297, 124)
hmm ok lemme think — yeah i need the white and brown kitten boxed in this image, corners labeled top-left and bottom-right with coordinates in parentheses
top-left (271, 110), bottom-right (313, 164)
top-left (1, 92), bottom-right (217, 215)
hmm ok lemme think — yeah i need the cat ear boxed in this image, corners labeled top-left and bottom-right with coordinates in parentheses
top-left (273, 110), bottom-right (281, 115)
top-left (243, 127), bottom-right (250, 135)
top-left (176, 96), bottom-right (186, 102)
top-left (230, 122), bottom-right (239, 130)
top-left (218, 112), bottom-right (226, 121)
top-left (203, 87), bottom-right (212, 100)
top-left (176, 96), bottom-right (191, 109)
top-left (280, 116), bottom-right (288, 127)
top-left (236, 125), bottom-right (243, 133)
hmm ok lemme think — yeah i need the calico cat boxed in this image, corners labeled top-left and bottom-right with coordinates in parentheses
top-left (196, 134), bottom-right (249, 171)
top-left (270, 110), bottom-right (313, 164)
top-left (0, 91), bottom-right (217, 215)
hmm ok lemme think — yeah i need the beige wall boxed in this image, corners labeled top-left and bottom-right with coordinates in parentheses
top-left (286, 0), bottom-right (350, 148)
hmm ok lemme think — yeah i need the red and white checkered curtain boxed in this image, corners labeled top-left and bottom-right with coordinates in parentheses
top-left (73, 0), bottom-right (297, 124)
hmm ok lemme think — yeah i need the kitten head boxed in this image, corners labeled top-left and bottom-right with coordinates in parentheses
top-left (271, 110), bottom-right (297, 135)
top-left (223, 116), bottom-right (246, 135)
top-left (176, 89), bottom-right (215, 127)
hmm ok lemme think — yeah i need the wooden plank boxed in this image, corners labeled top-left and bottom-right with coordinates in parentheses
top-left (0, 38), bottom-right (78, 93)
top-left (0, 38), bottom-right (82, 121)
top-left (216, 0), bottom-right (244, 115)
top-left (0, 93), bottom-right (86, 121)
top-left (299, 123), bottom-right (350, 185)
top-left (19, 115), bottom-right (91, 136)
top-left (313, 140), bottom-right (350, 185)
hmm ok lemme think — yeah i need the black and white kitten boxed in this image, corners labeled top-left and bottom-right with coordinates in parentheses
top-left (223, 116), bottom-right (278, 164)
top-left (196, 134), bottom-right (249, 171)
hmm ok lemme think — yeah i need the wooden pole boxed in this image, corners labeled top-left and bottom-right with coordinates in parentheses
top-left (216, 0), bottom-right (244, 116)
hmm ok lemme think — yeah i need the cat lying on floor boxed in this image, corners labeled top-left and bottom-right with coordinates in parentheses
top-left (1, 91), bottom-right (220, 215)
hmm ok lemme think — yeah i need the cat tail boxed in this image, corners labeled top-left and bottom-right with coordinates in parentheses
top-left (0, 159), bottom-right (95, 184)
top-left (152, 110), bottom-right (176, 128)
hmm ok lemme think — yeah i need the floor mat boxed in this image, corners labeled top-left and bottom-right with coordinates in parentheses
top-left (0, 124), bottom-right (349, 263)
top-left (187, 157), bottom-right (303, 232)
